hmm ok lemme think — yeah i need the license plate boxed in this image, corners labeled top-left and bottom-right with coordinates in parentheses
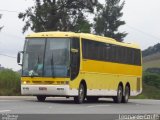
top-left (39, 87), bottom-right (47, 91)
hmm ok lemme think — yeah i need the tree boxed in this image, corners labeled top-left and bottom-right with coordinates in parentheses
top-left (18, 0), bottom-right (97, 33)
top-left (94, 0), bottom-right (127, 42)
top-left (73, 15), bottom-right (92, 33)
top-left (0, 14), bottom-right (3, 31)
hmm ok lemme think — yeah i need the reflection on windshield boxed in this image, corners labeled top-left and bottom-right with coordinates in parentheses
top-left (44, 38), bottom-right (70, 77)
top-left (22, 38), bottom-right (45, 76)
top-left (22, 38), bottom-right (70, 77)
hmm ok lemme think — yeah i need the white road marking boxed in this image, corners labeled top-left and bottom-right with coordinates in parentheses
top-left (87, 105), bottom-right (111, 108)
top-left (0, 110), bottom-right (11, 113)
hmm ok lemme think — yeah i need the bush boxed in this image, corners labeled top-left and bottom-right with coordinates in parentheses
top-left (143, 72), bottom-right (160, 89)
top-left (0, 69), bottom-right (21, 95)
top-left (133, 72), bottom-right (160, 99)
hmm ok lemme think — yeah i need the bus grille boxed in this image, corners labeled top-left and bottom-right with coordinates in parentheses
top-left (31, 81), bottom-right (68, 85)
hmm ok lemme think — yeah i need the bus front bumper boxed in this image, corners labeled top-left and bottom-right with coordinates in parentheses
top-left (21, 85), bottom-right (78, 96)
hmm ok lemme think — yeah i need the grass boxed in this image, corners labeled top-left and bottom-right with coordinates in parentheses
top-left (132, 82), bottom-right (160, 99)
top-left (143, 59), bottom-right (160, 70)
top-left (142, 52), bottom-right (160, 70)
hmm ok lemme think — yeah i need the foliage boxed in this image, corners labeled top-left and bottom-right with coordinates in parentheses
top-left (143, 72), bottom-right (160, 89)
top-left (94, 0), bottom-right (127, 42)
top-left (18, 0), bottom-right (97, 33)
top-left (72, 15), bottom-right (92, 33)
top-left (133, 72), bottom-right (160, 99)
top-left (145, 68), bottom-right (160, 74)
top-left (0, 69), bottom-right (21, 95)
top-left (134, 82), bottom-right (160, 99)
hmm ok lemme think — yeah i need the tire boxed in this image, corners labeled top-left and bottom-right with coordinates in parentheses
top-left (113, 85), bottom-right (123, 103)
top-left (122, 85), bottom-right (130, 103)
top-left (36, 96), bottom-right (46, 102)
top-left (86, 96), bottom-right (99, 102)
top-left (74, 83), bottom-right (86, 104)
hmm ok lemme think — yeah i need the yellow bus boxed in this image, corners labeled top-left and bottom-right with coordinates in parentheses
top-left (17, 31), bottom-right (142, 104)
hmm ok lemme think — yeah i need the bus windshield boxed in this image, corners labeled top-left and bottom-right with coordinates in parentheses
top-left (22, 38), bottom-right (70, 77)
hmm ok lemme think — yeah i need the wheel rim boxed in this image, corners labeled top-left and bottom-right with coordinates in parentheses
top-left (79, 84), bottom-right (84, 102)
top-left (125, 87), bottom-right (129, 101)
top-left (118, 86), bottom-right (122, 102)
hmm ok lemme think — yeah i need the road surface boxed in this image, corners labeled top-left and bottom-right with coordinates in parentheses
top-left (0, 96), bottom-right (160, 114)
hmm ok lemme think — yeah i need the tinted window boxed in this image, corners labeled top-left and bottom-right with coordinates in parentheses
top-left (82, 39), bottom-right (141, 66)
top-left (70, 38), bottom-right (80, 80)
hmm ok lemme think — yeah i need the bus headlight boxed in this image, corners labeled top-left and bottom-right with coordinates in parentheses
top-left (23, 81), bottom-right (27, 84)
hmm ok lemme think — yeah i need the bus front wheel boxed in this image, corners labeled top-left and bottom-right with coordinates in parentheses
top-left (113, 85), bottom-right (123, 103)
top-left (36, 95), bottom-right (46, 102)
top-left (74, 83), bottom-right (86, 104)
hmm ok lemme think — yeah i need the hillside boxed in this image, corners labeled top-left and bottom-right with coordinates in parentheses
top-left (143, 52), bottom-right (160, 70)
top-left (143, 43), bottom-right (160, 57)
top-left (142, 43), bottom-right (160, 70)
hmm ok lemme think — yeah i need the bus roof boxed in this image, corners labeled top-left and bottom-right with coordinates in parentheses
top-left (26, 31), bottom-right (140, 49)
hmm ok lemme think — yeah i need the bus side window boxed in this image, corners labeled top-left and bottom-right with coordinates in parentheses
top-left (70, 38), bottom-right (80, 80)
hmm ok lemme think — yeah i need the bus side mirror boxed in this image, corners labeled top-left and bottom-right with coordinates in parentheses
top-left (17, 51), bottom-right (23, 66)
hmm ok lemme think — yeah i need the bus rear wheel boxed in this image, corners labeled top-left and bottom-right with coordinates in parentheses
top-left (36, 95), bottom-right (46, 102)
top-left (122, 85), bottom-right (130, 103)
top-left (74, 83), bottom-right (86, 104)
top-left (113, 85), bottom-right (123, 103)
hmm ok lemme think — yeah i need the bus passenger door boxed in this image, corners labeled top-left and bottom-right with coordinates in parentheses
top-left (70, 38), bottom-right (80, 80)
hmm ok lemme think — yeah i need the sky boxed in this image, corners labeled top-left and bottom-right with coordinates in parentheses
top-left (0, 0), bottom-right (160, 71)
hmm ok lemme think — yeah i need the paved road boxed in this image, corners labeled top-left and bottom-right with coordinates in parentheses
top-left (0, 96), bottom-right (160, 114)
